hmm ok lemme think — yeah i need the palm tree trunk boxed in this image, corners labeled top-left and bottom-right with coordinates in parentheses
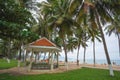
top-left (24, 50), bottom-right (28, 66)
top-left (23, 50), bottom-right (25, 62)
top-left (117, 34), bottom-right (120, 56)
top-left (95, 10), bottom-right (114, 76)
top-left (93, 41), bottom-right (96, 67)
top-left (18, 41), bottom-right (23, 67)
top-left (63, 39), bottom-right (68, 70)
top-left (77, 44), bottom-right (80, 66)
top-left (28, 50), bottom-right (34, 72)
top-left (83, 47), bottom-right (86, 64)
top-left (7, 39), bottom-right (11, 63)
top-left (18, 46), bottom-right (22, 67)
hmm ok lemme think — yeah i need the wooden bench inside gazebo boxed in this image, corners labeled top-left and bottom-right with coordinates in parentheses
top-left (25, 37), bottom-right (61, 71)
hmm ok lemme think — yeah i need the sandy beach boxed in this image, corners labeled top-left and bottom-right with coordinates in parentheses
top-left (0, 62), bottom-right (119, 75)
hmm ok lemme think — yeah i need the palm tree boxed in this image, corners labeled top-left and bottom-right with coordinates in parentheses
top-left (53, 37), bottom-right (63, 48)
top-left (89, 29), bottom-right (101, 67)
top-left (105, 15), bottom-right (120, 56)
top-left (74, 27), bottom-right (82, 65)
top-left (31, 15), bottom-right (50, 39)
top-left (74, 26), bottom-right (88, 66)
top-left (82, 27), bottom-right (89, 65)
top-left (69, 0), bottom-right (120, 76)
top-left (39, 0), bottom-right (78, 70)
top-left (75, 27), bottom-right (88, 65)
top-left (16, 0), bottom-right (38, 10)
top-left (66, 37), bottom-right (78, 52)
top-left (38, 0), bottom-right (119, 75)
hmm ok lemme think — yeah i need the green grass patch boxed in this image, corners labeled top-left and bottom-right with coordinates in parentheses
top-left (0, 68), bottom-right (120, 80)
top-left (0, 59), bottom-right (24, 69)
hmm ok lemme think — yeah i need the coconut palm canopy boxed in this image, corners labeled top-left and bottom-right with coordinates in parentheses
top-left (25, 37), bottom-right (61, 52)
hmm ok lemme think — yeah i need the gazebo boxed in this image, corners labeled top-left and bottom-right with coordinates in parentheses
top-left (25, 37), bottom-right (61, 71)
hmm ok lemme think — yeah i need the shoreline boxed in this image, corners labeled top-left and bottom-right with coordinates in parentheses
top-left (59, 61), bottom-right (120, 70)
top-left (59, 59), bottom-right (120, 66)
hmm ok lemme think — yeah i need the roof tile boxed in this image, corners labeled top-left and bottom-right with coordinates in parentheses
top-left (30, 38), bottom-right (56, 47)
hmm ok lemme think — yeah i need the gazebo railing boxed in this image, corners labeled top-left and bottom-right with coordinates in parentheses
top-left (31, 63), bottom-right (58, 70)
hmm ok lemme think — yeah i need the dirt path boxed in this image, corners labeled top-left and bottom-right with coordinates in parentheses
top-left (0, 63), bottom-right (119, 75)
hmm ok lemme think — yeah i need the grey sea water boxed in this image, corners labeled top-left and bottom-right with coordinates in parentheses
top-left (59, 57), bottom-right (120, 65)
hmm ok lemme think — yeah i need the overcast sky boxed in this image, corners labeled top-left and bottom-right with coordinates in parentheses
top-left (60, 31), bottom-right (120, 61)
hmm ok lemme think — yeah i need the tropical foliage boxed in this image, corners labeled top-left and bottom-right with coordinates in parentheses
top-left (0, 0), bottom-right (38, 59)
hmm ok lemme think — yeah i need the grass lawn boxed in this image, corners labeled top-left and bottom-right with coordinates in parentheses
top-left (0, 59), bottom-right (18, 69)
top-left (0, 68), bottom-right (120, 80)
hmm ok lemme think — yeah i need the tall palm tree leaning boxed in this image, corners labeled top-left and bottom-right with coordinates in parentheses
top-left (69, 0), bottom-right (120, 76)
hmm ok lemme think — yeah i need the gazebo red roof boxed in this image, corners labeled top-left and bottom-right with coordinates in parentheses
top-left (30, 37), bottom-right (56, 47)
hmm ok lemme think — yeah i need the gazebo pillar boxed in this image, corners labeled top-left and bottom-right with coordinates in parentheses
top-left (28, 50), bottom-right (34, 72)
top-left (24, 50), bottom-right (28, 66)
top-left (50, 53), bottom-right (54, 70)
top-left (48, 52), bottom-right (50, 64)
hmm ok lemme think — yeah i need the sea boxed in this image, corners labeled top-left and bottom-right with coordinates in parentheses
top-left (59, 57), bottom-right (120, 66)
top-left (33, 53), bottom-right (120, 65)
